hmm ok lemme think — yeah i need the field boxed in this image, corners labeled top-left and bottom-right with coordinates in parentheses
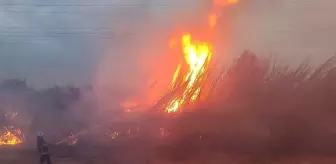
top-left (2, 53), bottom-right (336, 164)
top-left (1, 143), bottom-right (336, 164)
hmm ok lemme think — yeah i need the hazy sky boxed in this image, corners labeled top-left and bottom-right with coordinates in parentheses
top-left (0, 0), bottom-right (335, 88)
top-left (229, 0), bottom-right (336, 63)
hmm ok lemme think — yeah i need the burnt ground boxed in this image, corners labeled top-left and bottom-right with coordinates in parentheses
top-left (2, 112), bottom-right (336, 164)
top-left (1, 141), bottom-right (336, 164)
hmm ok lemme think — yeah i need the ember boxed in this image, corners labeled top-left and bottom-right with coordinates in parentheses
top-left (106, 128), bottom-right (134, 140)
top-left (0, 126), bottom-right (24, 145)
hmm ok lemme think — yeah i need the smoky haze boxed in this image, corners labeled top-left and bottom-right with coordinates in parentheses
top-left (0, 0), bottom-right (335, 88)
top-left (1, 1), bottom-right (336, 163)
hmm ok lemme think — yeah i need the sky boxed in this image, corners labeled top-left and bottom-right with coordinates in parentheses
top-left (0, 0), bottom-right (335, 88)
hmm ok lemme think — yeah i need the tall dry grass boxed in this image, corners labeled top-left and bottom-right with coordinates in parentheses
top-left (199, 51), bottom-right (336, 153)
top-left (160, 51), bottom-right (336, 157)
top-left (211, 51), bottom-right (336, 113)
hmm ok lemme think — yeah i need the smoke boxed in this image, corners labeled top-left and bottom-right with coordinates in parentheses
top-left (146, 53), bottom-right (336, 164)
top-left (221, 0), bottom-right (336, 63)
top-left (1, 1), bottom-right (336, 163)
top-left (92, 0), bottom-right (213, 111)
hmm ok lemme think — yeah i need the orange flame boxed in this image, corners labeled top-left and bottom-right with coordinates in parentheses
top-left (166, 34), bottom-right (212, 113)
top-left (120, 0), bottom-right (237, 113)
top-left (0, 127), bottom-right (23, 145)
top-left (164, 0), bottom-right (238, 113)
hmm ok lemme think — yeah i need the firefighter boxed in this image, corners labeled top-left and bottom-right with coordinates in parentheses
top-left (37, 132), bottom-right (53, 164)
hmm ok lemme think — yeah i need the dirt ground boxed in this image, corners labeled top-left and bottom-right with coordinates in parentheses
top-left (1, 144), bottom-right (336, 164)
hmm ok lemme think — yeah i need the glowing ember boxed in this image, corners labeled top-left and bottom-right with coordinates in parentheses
top-left (0, 127), bottom-right (24, 145)
top-left (110, 132), bottom-right (119, 140)
top-left (166, 34), bottom-right (212, 113)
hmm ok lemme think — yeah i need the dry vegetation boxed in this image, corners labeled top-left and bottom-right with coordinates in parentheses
top-left (150, 51), bottom-right (336, 163)
top-left (2, 51), bottom-right (336, 163)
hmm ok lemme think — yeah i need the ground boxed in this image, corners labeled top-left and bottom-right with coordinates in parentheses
top-left (1, 144), bottom-right (336, 164)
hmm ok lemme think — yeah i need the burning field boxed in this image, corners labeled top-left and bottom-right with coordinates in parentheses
top-left (127, 0), bottom-right (238, 113)
top-left (1, 0), bottom-right (336, 164)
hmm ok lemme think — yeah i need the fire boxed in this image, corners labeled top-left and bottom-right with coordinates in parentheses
top-left (119, 0), bottom-right (238, 113)
top-left (166, 34), bottom-right (212, 113)
top-left (164, 0), bottom-right (238, 113)
top-left (0, 127), bottom-right (24, 145)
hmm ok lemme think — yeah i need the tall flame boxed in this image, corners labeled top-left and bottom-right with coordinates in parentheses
top-left (166, 34), bottom-right (212, 113)
top-left (164, 0), bottom-right (238, 113)
top-left (119, 0), bottom-right (238, 113)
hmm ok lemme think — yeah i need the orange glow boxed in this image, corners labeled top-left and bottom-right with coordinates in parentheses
top-left (169, 38), bottom-right (177, 47)
top-left (120, 0), bottom-right (238, 113)
top-left (166, 34), bottom-right (212, 113)
top-left (208, 14), bottom-right (217, 28)
top-left (213, 0), bottom-right (238, 6)
top-left (228, 0), bottom-right (238, 4)
top-left (209, 0), bottom-right (238, 27)
top-left (0, 127), bottom-right (23, 145)
top-left (163, 0), bottom-right (238, 113)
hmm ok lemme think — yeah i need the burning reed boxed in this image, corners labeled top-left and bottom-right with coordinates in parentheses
top-left (161, 51), bottom-right (336, 155)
